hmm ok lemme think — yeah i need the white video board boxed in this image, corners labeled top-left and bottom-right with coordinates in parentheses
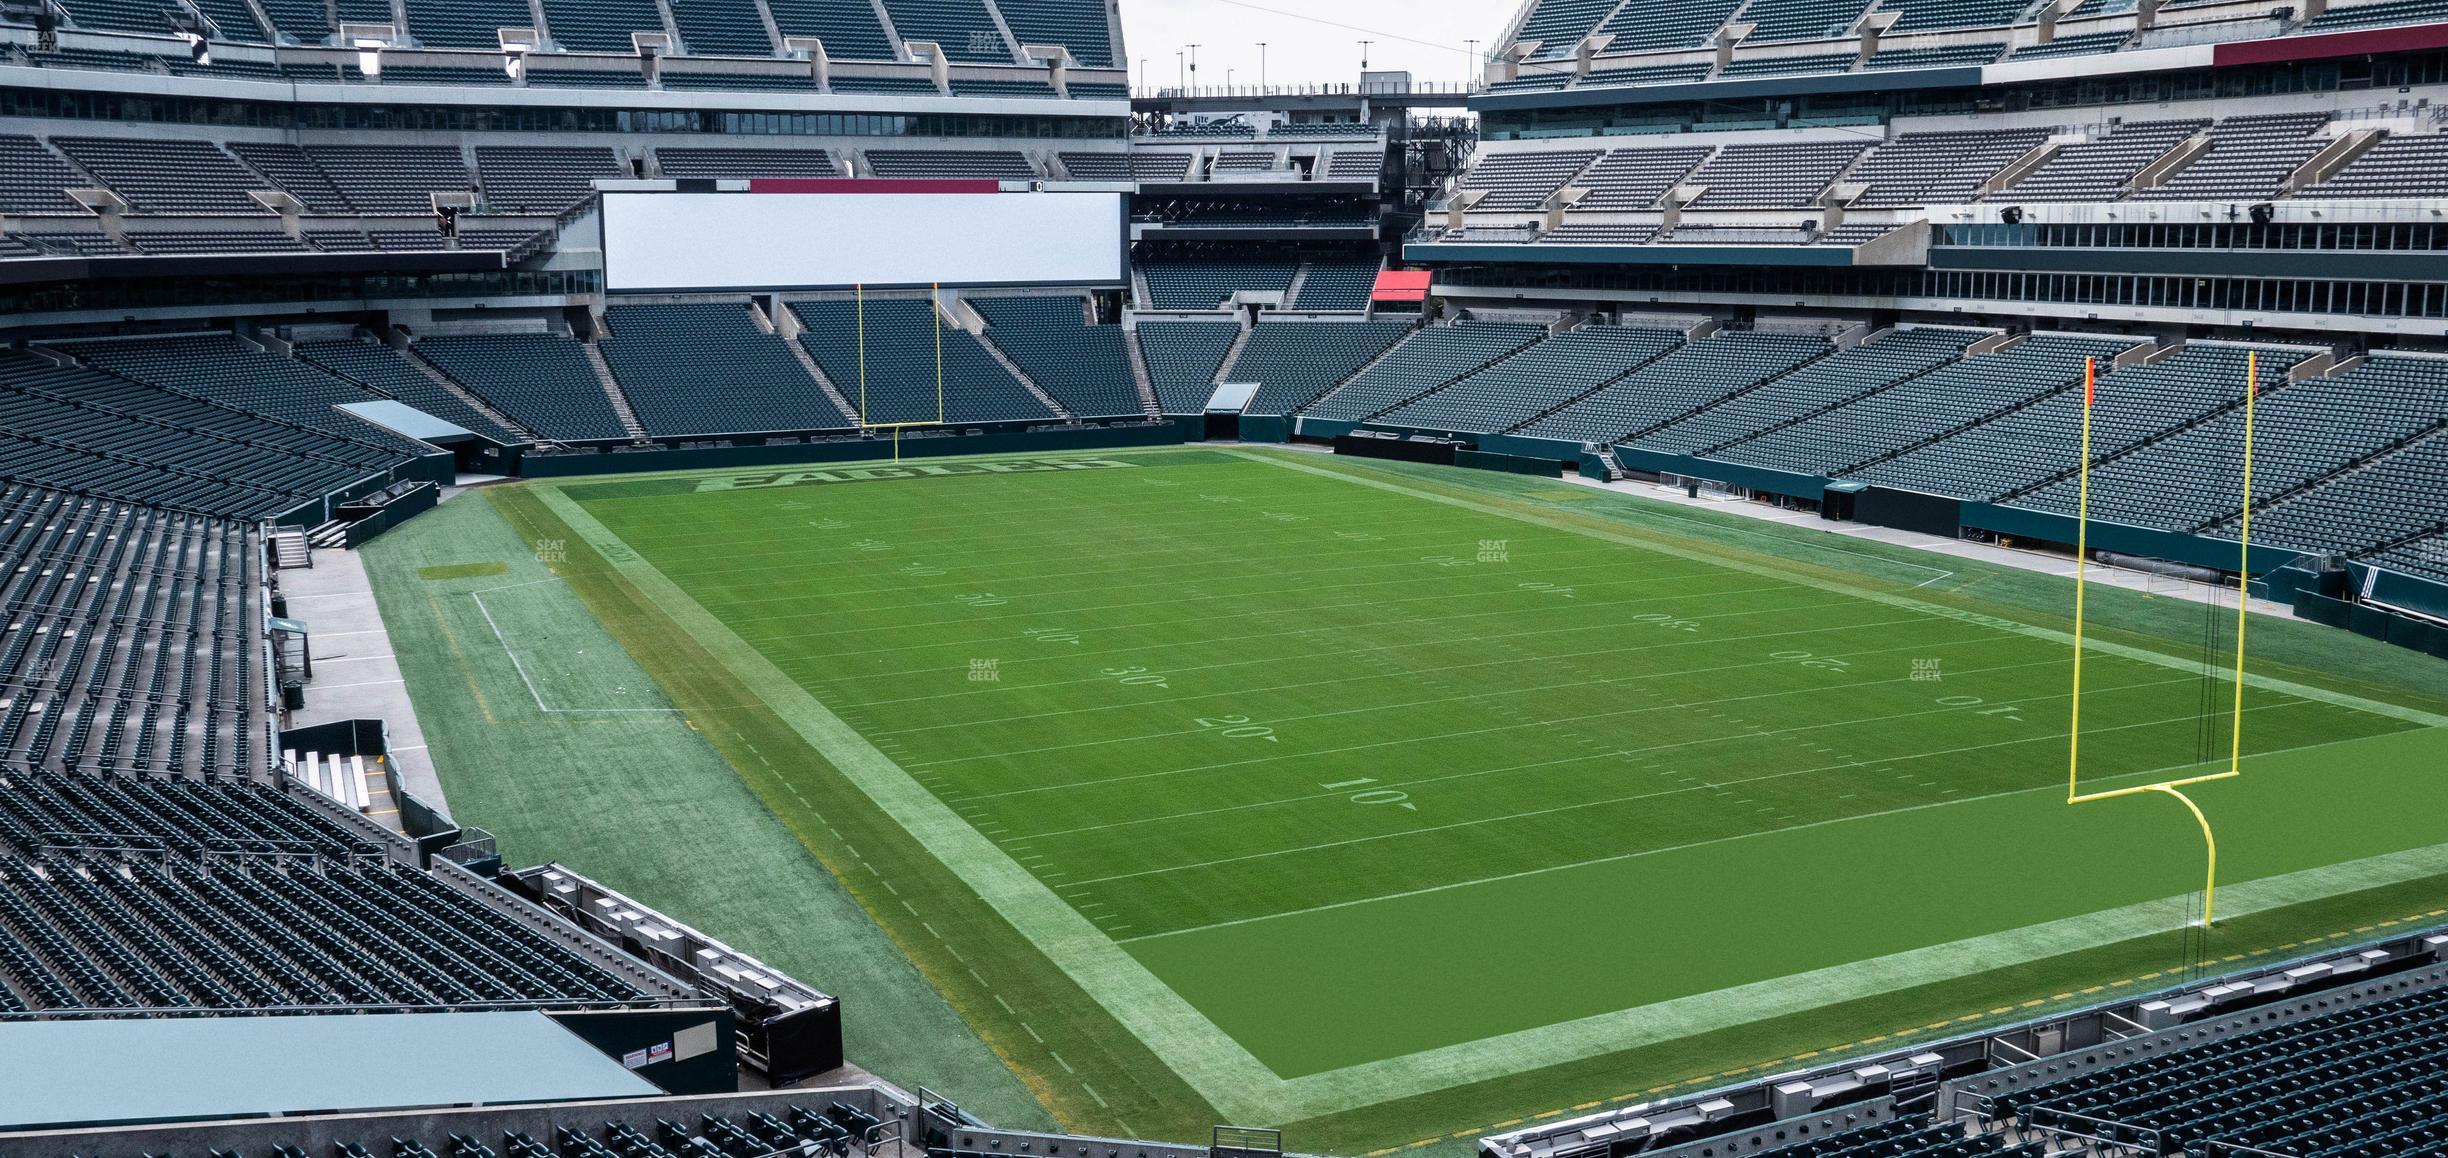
top-left (602, 189), bottom-right (1128, 292)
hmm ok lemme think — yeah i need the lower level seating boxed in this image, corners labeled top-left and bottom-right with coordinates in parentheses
top-left (973, 295), bottom-right (1145, 418)
top-left (2210, 427), bottom-right (2448, 559)
top-left (1229, 320), bottom-right (1414, 415)
top-left (1302, 322), bottom-right (1548, 424)
top-left (1996, 985), bottom-right (2448, 1156)
top-left (2013, 351), bottom-right (2448, 531)
top-left (296, 337), bottom-right (528, 445)
top-left (412, 333), bottom-right (632, 443)
top-left (69, 334), bottom-right (435, 462)
top-left (1853, 341), bottom-right (2307, 501)
top-left (0, 491), bottom-right (270, 779)
top-left (601, 302), bottom-right (853, 437)
top-left (2371, 531), bottom-right (2448, 582)
top-left (1635, 327), bottom-right (1980, 456)
top-left (1715, 333), bottom-right (2144, 477)
top-left (0, 845), bottom-right (652, 1012)
top-left (1518, 329), bottom-right (1833, 443)
top-left (0, 349), bottom-right (398, 519)
top-left (1378, 324), bottom-right (1684, 435)
top-left (1134, 320), bottom-right (1242, 413)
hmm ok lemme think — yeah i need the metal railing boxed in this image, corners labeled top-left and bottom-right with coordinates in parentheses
top-left (1139, 80), bottom-right (1483, 100)
top-left (435, 825), bottom-right (498, 868)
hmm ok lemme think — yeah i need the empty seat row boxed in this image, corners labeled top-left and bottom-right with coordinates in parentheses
top-left (1849, 129), bottom-right (2051, 208)
top-left (0, 491), bottom-right (271, 778)
top-left (1138, 252), bottom-right (1299, 311)
top-left (1997, 985), bottom-right (2448, 1156)
top-left (1854, 341), bottom-right (2306, 501)
top-left (602, 301), bottom-right (855, 437)
top-left (2134, 112), bottom-right (2332, 202)
top-left (1634, 327), bottom-right (1984, 456)
top-left (1301, 322), bottom-right (1549, 423)
top-left (972, 295), bottom-right (1145, 418)
top-left (414, 333), bottom-right (633, 443)
top-left (1378, 324), bottom-right (1685, 435)
top-left (1996, 119), bottom-right (2209, 201)
top-left (0, 849), bottom-right (650, 1012)
top-left (2013, 351), bottom-right (2448, 531)
top-left (1227, 319), bottom-right (1414, 415)
top-left (1135, 319), bottom-right (1241, 413)
top-left (1715, 333), bottom-right (2144, 476)
top-left (1520, 329), bottom-right (1834, 444)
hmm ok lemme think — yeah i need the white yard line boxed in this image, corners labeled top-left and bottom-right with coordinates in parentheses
top-left (468, 586), bottom-right (682, 715)
top-left (1115, 715), bottom-right (2379, 945)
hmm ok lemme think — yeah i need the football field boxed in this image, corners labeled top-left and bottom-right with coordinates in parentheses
top-left (522, 445), bottom-right (2448, 1123)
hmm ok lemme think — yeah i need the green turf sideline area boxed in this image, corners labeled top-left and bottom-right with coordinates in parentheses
top-left (358, 494), bottom-right (1057, 1131)
top-left (380, 448), bottom-right (2448, 1153)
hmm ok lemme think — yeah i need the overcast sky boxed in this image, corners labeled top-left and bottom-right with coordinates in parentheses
top-left (1115, 0), bottom-right (1511, 92)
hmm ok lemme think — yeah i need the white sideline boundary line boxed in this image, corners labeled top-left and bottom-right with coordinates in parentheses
top-left (468, 579), bottom-right (683, 716)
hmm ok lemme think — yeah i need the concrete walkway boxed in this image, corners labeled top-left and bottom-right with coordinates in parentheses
top-left (275, 545), bottom-right (450, 823)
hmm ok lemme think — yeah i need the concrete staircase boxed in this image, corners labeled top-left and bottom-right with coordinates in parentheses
top-left (268, 527), bottom-right (312, 568)
top-left (961, 304), bottom-right (1073, 420)
top-left (1282, 263), bottom-right (1314, 310)
top-left (1213, 322), bottom-right (1257, 384)
top-left (774, 311), bottom-right (867, 426)
top-left (580, 340), bottom-right (651, 441)
top-left (978, 333), bottom-right (1074, 420)
top-left (1120, 325), bottom-right (1163, 417)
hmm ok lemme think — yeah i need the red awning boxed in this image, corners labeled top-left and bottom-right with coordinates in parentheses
top-left (1373, 269), bottom-right (1433, 304)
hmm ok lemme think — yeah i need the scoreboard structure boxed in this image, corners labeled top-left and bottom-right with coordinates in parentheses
top-left (599, 178), bottom-right (1130, 293)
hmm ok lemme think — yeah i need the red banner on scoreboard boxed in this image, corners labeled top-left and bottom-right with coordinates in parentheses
top-left (2212, 21), bottom-right (2448, 66)
top-left (746, 179), bottom-right (1005, 195)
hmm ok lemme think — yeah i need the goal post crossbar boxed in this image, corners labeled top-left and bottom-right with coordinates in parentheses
top-left (2065, 351), bottom-right (2261, 928)
top-left (854, 281), bottom-right (948, 433)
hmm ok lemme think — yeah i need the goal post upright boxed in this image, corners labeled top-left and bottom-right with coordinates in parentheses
top-left (2229, 350), bottom-right (2260, 777)
top-left (2063, 351), bottom-right (2263, 927)
top-left (2067, 356), bottom-right (2096, 805)
top-left (936, 281), bottom-right (946, 428)
top-left (857, 281), bottom-right (868, 429)
top-left (853, 281), bottom-right (951, 462)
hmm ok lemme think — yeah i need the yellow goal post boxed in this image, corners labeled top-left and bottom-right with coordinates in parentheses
top-left (2065, 351), bottom-right (2261, 926)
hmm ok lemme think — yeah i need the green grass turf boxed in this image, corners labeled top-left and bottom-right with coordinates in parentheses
top-left (561, 449), bottom-right (2447, 1080)
top-left (358, 493), bottom-right (1056, 1130)
top-left (381, 447), bottom-right (2448, 1152)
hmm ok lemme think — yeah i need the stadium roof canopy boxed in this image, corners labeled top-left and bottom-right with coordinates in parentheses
top-left (0, 1010), bottom-right (660, 1131)
top-left (337, 399), bottom-right (481, 444)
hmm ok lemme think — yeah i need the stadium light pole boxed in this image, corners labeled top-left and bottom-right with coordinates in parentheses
top-left (1467, 38), bottom-right (1478, 86)
top-left (1187, 43), bottom-right (1199, 92)
top-left (1359, 39), bottom-right (1372, 71)
top-left (1256, 42), bottom-right (1266, 90)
